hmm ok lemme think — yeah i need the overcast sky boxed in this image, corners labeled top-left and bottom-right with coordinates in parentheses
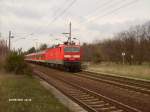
top-left (0, 0), bottom-right (150, 51)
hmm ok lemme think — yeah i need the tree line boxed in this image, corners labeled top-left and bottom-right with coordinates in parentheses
top-left (26, 44), bottom-right (47, 54)
top-left (82, 21), bottom-right (150, 65)
top-left (0, 39), bottom-right (8, 57)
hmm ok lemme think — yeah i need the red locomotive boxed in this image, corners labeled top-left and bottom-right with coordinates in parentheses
top-left (25, 42), bottom-right (81, 71)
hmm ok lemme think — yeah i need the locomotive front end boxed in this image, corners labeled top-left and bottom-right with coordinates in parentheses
top-left (63, 46), bottom-right (81, 71)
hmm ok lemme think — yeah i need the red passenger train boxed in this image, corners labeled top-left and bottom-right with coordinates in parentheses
top-left (25, 42), bottom-right (81, 71)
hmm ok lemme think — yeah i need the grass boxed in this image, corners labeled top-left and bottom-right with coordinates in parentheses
top-left (0, 71), bottom-right (70, 112)
top-left (88, 62), bottom-right (150, 80)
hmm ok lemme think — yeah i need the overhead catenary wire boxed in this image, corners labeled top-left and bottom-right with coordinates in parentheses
top-left (65, 0), bottom-right (115, 23)
top-left (51, 0), bottom-right (77, 23)
top-left (51, 0), bottom-right (75, 22)
top-left (24, 0), bottom-right (77, 39)
top-left (85, 0), bottom-right (139, 24)
top-left (87, 0), bottom-right (129, 19)
top-left (87, 0), bottom-right (116, 18)
top-left (73, 0), bottom-right (139, 40)
top-left (46, 0), bottom-right (77, 39)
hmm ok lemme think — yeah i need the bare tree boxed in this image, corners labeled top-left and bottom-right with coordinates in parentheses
top-left (82, 21), bottom-right (150, 65)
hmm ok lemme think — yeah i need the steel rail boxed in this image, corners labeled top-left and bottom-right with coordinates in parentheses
top-left (33, 69), bottom-right (142, 112)
top-left (74, 71), bottom-right (150, 95)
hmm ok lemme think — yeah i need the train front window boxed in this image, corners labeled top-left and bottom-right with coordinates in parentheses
top-left (64, 47), bottom-right (80, 52)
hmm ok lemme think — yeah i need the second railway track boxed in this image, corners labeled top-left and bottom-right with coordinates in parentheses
top-left (33, 69), bottom-right (142, 112)
top-left (74, 71), bottom-right (150, 95)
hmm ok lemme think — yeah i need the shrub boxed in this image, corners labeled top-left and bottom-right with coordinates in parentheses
top-left (4, 51), bottom-right (31, 74)
top-left (93, 51), bottom-right (102, 63)
top-left (0, 60), bottom-right (4, 69)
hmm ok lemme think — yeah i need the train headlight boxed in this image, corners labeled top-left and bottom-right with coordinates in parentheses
top-left (73, 55), bottom-right (80, 58)
top-left (64, 55), bottom-right (71, 58)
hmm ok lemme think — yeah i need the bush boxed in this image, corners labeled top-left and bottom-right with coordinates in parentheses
top-left (4, 51), bottom-right (31, 74)
top-left (0, 55), bottom-right (6, 70)
top-left (93, 51), bottom-right (102, 63)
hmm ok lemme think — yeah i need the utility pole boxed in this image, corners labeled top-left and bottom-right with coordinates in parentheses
top-left (62, 22), bottom-right (72, 44)
top-left (5, 40), bottom-right (7, 56)
top-left (69, 22), bottom-right (72, 44)
top-left (8, 31), bottom-right (14, 51)
top-left (9, 31), bottom-right (11, 51)
top-left (122, 52), bottom-right (126, 65)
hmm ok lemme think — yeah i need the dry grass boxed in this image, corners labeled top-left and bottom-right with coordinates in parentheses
top-left (88, 62), bottom-right (150, 80)
top-left (0, 71), bottom-right (70, 112)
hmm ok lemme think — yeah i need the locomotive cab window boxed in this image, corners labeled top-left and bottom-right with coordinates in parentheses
top-left (64, 47), bottom-right (80, 52)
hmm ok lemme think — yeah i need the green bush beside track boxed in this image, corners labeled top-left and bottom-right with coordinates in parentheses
top-left (4, 51), bottom-right (30, 74)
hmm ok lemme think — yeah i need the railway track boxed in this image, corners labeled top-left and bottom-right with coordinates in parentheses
top-left (33, 69), bottom-right (142, 112)
top-left (74, 71), bottom-right (150, 95)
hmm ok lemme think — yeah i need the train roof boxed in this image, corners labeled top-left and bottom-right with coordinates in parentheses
top-left (26, 43), bottom-right (80, 56)
top-left (48, 43), bottom-right (80, 48)
top-left (36, 50), bottom-right (47, 55)
top-left (25, 53), bottom-right (36, 56)
top-left (26, 50), bottom-right (46, 56)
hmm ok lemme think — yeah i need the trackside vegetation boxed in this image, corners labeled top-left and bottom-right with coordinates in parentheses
top-left (4, 51), bottom-right (30, 74)
top-left (88, 63), bottom-right (150, 80)
top-left (0, 72), bottom-right (70, 112)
